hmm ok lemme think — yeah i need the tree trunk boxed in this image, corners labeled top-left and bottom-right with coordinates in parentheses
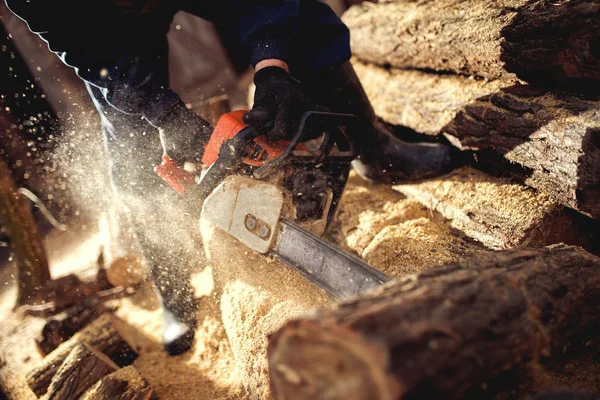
top-left (41, 341), bottom-right (118, 400)
top-left (352, 62), bottom-right (600, 219)
top-left (342, 0), bottom-right (600, 87)
top-left (27, 313), bottom-right (138, 397)
top-left (79, 366), bottom-right (159, 400)
top-left (0, 156), bottom-right (51, 306)
top-left (267, 245), bottom-right (600, 400)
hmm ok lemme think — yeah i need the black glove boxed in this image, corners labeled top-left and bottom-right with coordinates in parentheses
top-left (243, 66), bottom-right (326, 141)
top-left (150, 100), bottom-right (213, 164)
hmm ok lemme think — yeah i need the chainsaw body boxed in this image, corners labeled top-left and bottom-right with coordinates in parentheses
top-left (155, 110), bottom-right (359, 238)
top-left (155, 110), bottom-right (392, 299)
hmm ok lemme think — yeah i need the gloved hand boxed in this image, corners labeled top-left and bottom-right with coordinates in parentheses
top-left (243, 66), bottom-right (325, 141)
top-left (150, 99), bottom-right (213, 164)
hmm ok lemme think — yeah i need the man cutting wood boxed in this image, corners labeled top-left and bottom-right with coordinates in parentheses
top-left (4, 0), bottom-right (461, 355)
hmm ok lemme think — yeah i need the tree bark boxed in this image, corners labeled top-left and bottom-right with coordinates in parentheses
top-left (41, 341), bottom-right (118, 400)
top-left (268, 245), bottom-right (600, 400)
top-left (0, 156), bottom-right (51, 306)
top-left (352, 62), bottom-right (600, 219)
top-left (27, 313), bottom-right (138, 397)
top-left (342, 0), bottom-right (600, 86)
top-left (79, 366), bottom-right (159, 400)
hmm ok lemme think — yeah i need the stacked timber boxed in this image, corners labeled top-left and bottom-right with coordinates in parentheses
top-left (15, 313), bottom-right (159, 400)
top-left (341, 0), bottom-right (600, 220)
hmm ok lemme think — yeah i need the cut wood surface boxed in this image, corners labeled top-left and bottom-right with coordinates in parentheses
top-left (353, 61), bottom-right (600, 219)
top-left (0, 156), bottom-right (51, 306)
top-left (79, 365), bottom-right (158, 400)
top-left (268, 245), bottom-right (600, 400)
top-left (27, 313), bottom-right (138, 397)
top-left (342, 0), bottom-right (600, 85)
top-left (393, 166), bottom-right (598, 251)
top-left (41, 341), bottom-right (118, 400)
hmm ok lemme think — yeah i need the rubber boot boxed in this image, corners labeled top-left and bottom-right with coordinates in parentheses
top-left (306, 61), bottom-right (461, 183)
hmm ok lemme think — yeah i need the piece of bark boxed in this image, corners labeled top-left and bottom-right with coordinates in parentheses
top-left (393, 166), bottom-right (599, 251)
top-left (0, 156), bottom-right (51, 306)
top-left (268, 245), bottom-right (600, 400)
top-left (0, 357), bottom-right (38, 400)
top-left (35, 296), bottom-right (107, 356)
top-left (342, 0), bottom-right (600, 86)
top-left (41, 341), bottom-right (118, 400)
top-left (352, 61), bottom-right (600, 219)
top-left (79, 366), bottom-right (159, 400)
top-left (27, 313), bottom-right (138, 397)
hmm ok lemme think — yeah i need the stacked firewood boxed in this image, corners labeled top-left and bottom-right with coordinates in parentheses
top-left (266, 2), bottom-right (600, 399)
top-left (343, 0), bottom-right (600, 220)
top-left (1, 312), bottom-right (158, 400)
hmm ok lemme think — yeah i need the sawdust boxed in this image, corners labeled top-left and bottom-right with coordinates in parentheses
top-left (220, 280), bottom-right (306, 400)
top-left (335, 171), bottom-right (486, 278)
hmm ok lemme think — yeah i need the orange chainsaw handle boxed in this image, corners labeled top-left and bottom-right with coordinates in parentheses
top-left (155, 110), bottom-right (290, 195)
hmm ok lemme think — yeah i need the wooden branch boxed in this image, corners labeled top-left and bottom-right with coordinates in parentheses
top-left (267, 245), bottom-right (600, 400)
top-left (80, 366), bottom-right (159, 400)
top-left (0, 156), bottom-right (51, 306)
top-left (41, 341), bottom-right (118, 400)
top-left (342, 0), bottom-right (600, 85)
top-left (35, 296), bottom-right (107, 356)
top-left (27, 313), bottom-right (138, 397)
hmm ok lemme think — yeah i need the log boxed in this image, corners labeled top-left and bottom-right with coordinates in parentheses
top-left (79, 366), bottom-right (159, 400)
top-left (352, 61), bottom-right (509, 135)
top-left (267, 245), bottom-right (600, 400)
top-left (443, 85), bottom-right (600, 220)
top-left (41, 341), bottom-right (118, 400)
top-left (393, 166), bottom-right (600, 252)
top-left (352, 62), bottom-right (600, 219)
top-left (27, 313), bottom-right (138, 397)
top-left (342, 0), bottom-right (600, 86)
top-left (0, 156), bottom-right (51, 306)
top-left (35, 296), bottom-right (107, 356)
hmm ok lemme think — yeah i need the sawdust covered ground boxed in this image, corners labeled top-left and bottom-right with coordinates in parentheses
top-left (2, 138), bottom-right (599, 399)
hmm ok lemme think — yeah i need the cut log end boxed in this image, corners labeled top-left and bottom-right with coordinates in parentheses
top-left (268, 320), bottom-right (401, 400)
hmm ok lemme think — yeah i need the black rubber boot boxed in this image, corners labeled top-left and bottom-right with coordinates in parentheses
top-left (305, 61), bottom-right (462, 183)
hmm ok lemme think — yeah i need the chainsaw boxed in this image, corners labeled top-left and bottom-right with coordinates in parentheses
top-left (155, 110), bottom-right (391, 300)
